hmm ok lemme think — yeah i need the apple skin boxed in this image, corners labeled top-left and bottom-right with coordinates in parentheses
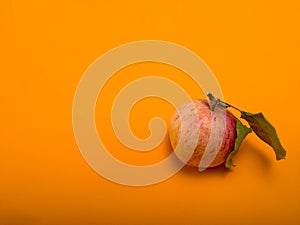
top-left (169, 99), bottom-right (237, 168)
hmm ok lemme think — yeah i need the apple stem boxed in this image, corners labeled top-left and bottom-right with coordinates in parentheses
top-left (206, 92), bottom-right (243, 113)
top-left (220, 101), bottom-right (243, 113)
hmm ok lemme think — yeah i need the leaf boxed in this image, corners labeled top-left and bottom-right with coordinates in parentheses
top-left (241, 111), bottom-right (286, 160)
top-left (226, 119), bottom-right (252, 168)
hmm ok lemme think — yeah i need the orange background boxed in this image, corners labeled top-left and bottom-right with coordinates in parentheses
top-left (1, 0), bottom-right (300, 224)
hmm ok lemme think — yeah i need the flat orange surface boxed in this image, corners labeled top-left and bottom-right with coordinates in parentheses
top-left (1, 1), bottom-right (300, 224)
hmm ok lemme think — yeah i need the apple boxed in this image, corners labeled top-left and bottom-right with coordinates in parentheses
top-left (169, 99), bottom-right (237, 168)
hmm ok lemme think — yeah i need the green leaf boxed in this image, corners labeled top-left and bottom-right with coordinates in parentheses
top-left (226, 119), bottom-right (252, 168)
top-left (241, 111), bottom-right (286, 160)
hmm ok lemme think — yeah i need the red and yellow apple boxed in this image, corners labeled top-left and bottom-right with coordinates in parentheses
top-left (169, 99), bottom-right (237, 168)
